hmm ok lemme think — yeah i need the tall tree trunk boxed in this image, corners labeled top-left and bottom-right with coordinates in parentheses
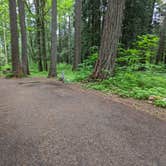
top-left (3, 23), bottom-right (8, 65)
top-left (58, 23), bottom-right (62, 63)
top-left (28, 32), bottom-right (35, 61)
top-left (92, 0), bottom-right (125, 79)
top-left (68, 15), bottom-right (72, 64)
top-left (41, 20), bottom-right (47, 71)
top-left (64, 17), bottom-right (69, 63)
top-left (8, 0), bottom-right (22, 77)
top-left (73, 0), bottom-right (82, 70)
top-left (18, 0), bottom-right (30, 75)
top-left (35, 0), bottom-right (43, 71)
top-left (156, 14), bottom-right (166, 64)
top-left (48, 0), bottom-right (57, 77)
top-left (41, 1), bottom-right (47, 71)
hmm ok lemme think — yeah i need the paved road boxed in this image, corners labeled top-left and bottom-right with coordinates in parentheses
top-left (0, 78), bottom-right (165, 166)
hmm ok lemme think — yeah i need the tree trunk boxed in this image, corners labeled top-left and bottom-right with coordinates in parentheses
top-left (18, 0), bottom-right (30, 75)
top-left (68, 15), bottom-right (72, 64)
top-left (48, 0), bottom-right (57, 77)
top-left (28, 31), bottom-right (35, 61)
top-left (3, 23), bottom-right (8, 65)
top-left (41, 1), bottom-right (48, 71)
top-left (64, 17), bottom-right (69, 63)
top-left (8, 0), bottom-right (22, 77)
top-left (58, 23), bottom-right (62, 63)
top-left (156, 14), bottom-right (166, 64)
top-left (73, 0), bottom-right (82, 70)
top-left (92, 0), bottom-right (125, 79)
top-left (35, 0), bottom-right (43, 72)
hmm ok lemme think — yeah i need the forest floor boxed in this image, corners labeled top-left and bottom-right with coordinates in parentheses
top-left (0, 78), bottom-right (166, 166)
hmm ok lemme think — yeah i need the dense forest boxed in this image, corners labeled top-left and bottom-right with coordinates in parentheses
top-left (0, 0), bottom-right (166, 107)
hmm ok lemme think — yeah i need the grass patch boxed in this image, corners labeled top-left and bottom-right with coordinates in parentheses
top-left (29, 63), bottom-right (92, 81)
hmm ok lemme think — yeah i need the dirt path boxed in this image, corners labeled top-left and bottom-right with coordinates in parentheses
top-left (0, 78), bottom-right (166, 166)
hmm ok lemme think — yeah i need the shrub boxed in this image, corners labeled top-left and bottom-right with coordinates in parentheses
top-left (117, 34), bottom-right (159, 70)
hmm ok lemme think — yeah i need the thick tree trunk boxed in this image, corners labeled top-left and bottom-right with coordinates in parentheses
top-left (156, 14), bottom-right (166, 64)
top-left (92, 0), bottom-right (125, 79)
top-left (35, 0), bottom-right (43, 72)
top-left (18, 0), bottom-right (30, 75)
top-left (73, 0), bottom-right (82, 70)
top-left (9, 0), bottom-right (22, 77)
top-left (48, 0), bottom-right (57, 77)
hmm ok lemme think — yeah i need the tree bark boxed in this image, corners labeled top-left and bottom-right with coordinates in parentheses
top-left (48, 0), bottom-right (57, 77)
top-left (73, 0), bottom-right (82, 70)
top-left (8, 0), bottom-right (22, 77)
top-left (18, 0), bottom-right (30, 75)
top-left (92, 0), bottom-right (125, 79)
top-left (68, 15), bottom-right (72, 64)
top-left (58, 23), bottom-right (62, 63)
top-left (41, 1), bottom-right (48, 71)
top-left (35, 0), bottom-right (43, 71)
top-left (3, 23), bottom-right (8, 65)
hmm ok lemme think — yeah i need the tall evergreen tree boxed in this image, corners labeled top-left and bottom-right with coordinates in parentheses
top-left (73, 0), bottom-right (82, 70)
top-left (48, 0), bottom-right (57, 77)
top-left (92, 0), bottom-right (125, 79)
top-left (8, 0), bottom-right (22, 77)
top-left (18, 0), bottom-right (29, 75)
top-left (34, 0), bottom-right (43, 71)
top-left (41, 1), bottom-right (47, 71)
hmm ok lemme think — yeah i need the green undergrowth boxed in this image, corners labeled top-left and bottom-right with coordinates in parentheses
top-left (0, 64), bottom-right (11, 77)
top-left (29, 63), bottom-right (92, 81)
top-left (86, 70), bottom-right (166, 107)
top-left (56, 63), bottom-right (166, 108)
top-left (1, 63), bottom-right (166, 108)
top-left (57, 63), bottom-right (92, 82)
